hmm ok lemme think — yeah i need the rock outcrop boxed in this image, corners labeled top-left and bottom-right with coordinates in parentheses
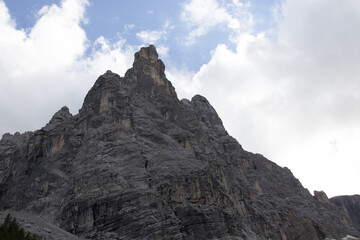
top-left (0, 45), bottom-right (359, 239)
top-left (331, 195), bottom-right (360, 233)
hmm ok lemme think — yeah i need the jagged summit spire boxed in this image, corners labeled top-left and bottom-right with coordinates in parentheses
top-left (125, 45), bottom-right (166, 85)
top-left (134, 45), bottom-right (159, 63)
top-left (123, 45), bottom-right (177, 101)
top-left (79, 45), bottom-right (178, 125)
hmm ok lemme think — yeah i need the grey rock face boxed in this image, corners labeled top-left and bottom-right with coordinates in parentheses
top-left (331, 195), bottom-right (360, 232)
top-left (0, 45), bottom-right (359, 239)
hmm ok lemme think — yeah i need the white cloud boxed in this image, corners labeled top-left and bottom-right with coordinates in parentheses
top-left (0, 0), bottom-right (134, 135)
top-left (173, 0), bottom-right (360, 197)
top-left (166, 67), bottom-right (198, 100)
top-left (136, 21), bottom-right (174, 45)
top-left (136, 30), bottom-right (164, 44)
top-left (156, 45), bottom-right (170, 58)
top-left (124, 24), bottom-right (135, 31)
top-left (82, 36), bottom-right (135, 76)
top-left (180, 0), bottom-right (253, 44)
top-left (0, 0), bottom-right (89, 75)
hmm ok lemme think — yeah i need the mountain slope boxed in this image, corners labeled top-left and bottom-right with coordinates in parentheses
top-left (0, 45), bottom-right (359, 240)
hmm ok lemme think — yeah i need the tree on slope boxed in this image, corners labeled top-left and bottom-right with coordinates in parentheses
top-left (0, 214), bottom-right (42, 240)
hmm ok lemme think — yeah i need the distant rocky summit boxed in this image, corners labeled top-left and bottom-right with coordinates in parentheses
top-left (0, 45), bottom-right (359, 239)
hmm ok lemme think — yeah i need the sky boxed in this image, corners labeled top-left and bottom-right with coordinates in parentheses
top-left (0, 0), bottom-right (359, 198)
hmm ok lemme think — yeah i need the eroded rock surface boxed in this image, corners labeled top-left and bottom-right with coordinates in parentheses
top-left (331, 195), bottom-right (360, 232)
top-left (0, 45), bottom-right (359, 240)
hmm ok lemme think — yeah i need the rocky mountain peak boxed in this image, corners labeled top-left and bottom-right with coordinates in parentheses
top-left (314, 190), bottom-right (330, 204)
top-left (125, 45), bottom-right (170, 90)
top-left (48, 106), bottom-right (72, 125)
top-left (134, 44), bottom-right (159, 63)
top-left (0, 45), bottom-right (359, 240)
top-left (77, 45), bottom-right (179, 132)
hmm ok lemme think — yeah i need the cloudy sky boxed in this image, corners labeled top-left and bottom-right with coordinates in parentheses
top-left (1, 0), bottom-right (359, 197)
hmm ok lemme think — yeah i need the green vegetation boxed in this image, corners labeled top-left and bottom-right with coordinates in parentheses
top-left (0, 213), bottom-right (42, 240)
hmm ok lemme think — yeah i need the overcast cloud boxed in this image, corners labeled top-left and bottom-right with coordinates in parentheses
top-left (0, 0), bottom-right (359, 197)
top-left (180, 0), bottom-right (253, 44)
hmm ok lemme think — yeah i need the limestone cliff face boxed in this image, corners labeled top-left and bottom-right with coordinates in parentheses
top-left (0, 45), bottom-right (359, 240)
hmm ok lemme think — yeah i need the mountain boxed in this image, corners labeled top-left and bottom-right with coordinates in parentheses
top-left (0, 45), bottom-right (359, 240)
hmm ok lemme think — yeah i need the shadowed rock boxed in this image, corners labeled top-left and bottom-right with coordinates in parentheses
top-left (331, 195), bottom-right (360, 232)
